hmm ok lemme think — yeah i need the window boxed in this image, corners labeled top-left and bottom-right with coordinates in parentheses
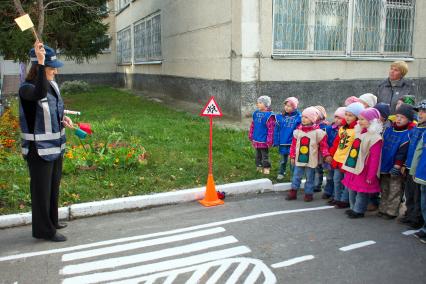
top-left (117, 0), bottom-right (130, 11)
top-left (134, 13), bottom-right (162, 63)
top-left (117, 27), bottom-right (131, 64)
top-left (273, 0), bottom-right (415, 58)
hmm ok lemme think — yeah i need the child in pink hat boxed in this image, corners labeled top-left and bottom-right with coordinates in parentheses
top-left (287, 107), bottom-right (332, 202)
top-left (342, 108), bottom-right (383, 218)
top-left (273, 97), bottom-right (302, 180)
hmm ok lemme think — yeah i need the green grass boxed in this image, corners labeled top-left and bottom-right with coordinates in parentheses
top-left (0, 86), bottom-right (286, 214)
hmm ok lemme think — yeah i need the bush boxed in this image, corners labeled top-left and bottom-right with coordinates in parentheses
top-left (61, 80), bottom-right (91, 95)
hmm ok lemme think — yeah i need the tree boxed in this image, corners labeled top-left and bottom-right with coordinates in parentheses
top-left (0, 0), bottom-right (110, 63)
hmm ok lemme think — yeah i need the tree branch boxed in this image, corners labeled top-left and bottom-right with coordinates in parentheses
top-left (12, 0), bottom-right (25, 15)
top-left (44, 0), bottom-right (99, 13)
top-left (38, 0), bottom-right (44, 37)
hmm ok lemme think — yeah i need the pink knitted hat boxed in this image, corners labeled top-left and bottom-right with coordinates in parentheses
top-left (302, 107), bottom-right (320, 124)
top-left (344, 96), bottom-right (360, 106)
top-left (314, 105), bottom-right (327, 119)
top-left (284, 97), bottom-right (299, 109)
top-left (334, 107), bottom-right (346, 119)
top-left (359, 108), bottom-right (381, 122)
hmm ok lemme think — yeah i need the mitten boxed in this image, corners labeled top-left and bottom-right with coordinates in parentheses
top-left (389, 167), bottom-right (401, 176)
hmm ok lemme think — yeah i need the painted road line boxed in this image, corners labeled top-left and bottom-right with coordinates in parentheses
top-left (402, 229), bottom-right (420, 236)
top-left (0, 206), bottom-right (333, 262)
top-left (339, 241), bottom-right (376, 252)
top-left (186, 265), bottom-right (210, 284)
top-left (163, 273), bottom-right (178, 284)
top-left (225, 262), bottom-right (250, 284)
top-left (61, 236), bottom-right (238, 275)
top-left (244, 266), bottom-right (262, 284)
top-left (62, 227), bottom-right (226, 262)
top-left (61, 246), bottom-right (251, 284)
top-left (107, 257), bottom-right (276, 284)
top-left (107, 267), bottom-right (199, 284)
top-left (271, 255), bottom-right (315, 268)
top-left (205, 263), bottom-right (232, 284)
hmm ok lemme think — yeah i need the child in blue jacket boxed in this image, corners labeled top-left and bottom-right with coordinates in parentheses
top-left (322, 107), bottom-right (345, 200)
top-left (273, 97), bottom-right (301, 180)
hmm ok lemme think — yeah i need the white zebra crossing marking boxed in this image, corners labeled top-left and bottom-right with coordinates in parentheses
top-left (61, 246), bottom-right (252, 284)
top-left (105, 258), bottom-right (277, 284)
top-left (62, 227), bottom-right (225, 262)
top-left (60, 236), bottom-right (238, 275)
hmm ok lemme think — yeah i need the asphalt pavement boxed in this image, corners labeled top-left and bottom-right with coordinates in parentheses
top-left (0, 191), bottom-right (425, 284)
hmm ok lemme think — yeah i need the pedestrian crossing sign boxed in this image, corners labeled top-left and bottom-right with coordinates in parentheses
top-left (200, 97), bottom-right (223, 117)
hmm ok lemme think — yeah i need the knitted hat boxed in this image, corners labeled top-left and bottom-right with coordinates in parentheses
top-left (400, 95), bottom-right (416, 106)
top-left (414, 99), bottom-right (426, 112)
top-left (395, 103), bottom-right (415, 121)
top-left (359, 93), bottom-right (378, 108)
top-left (302, 107), bottom-right (320, 124)
top-left (345, 102), bottom-right (365, 117)
top-left (373, 103), bottom-right (391, 120)
top-left (284, 97), bottom-right (299, 109)
top-left (391, 61), bottom-right (409, 77)
top-left (359, 108), bottom-right (381, 122)
top-left (334, 107), bottom-right (346, 119)
top-left (344, 96), bottom-right (360, 106)
top-left (257, 96), bottom-right (271, 108)
top-left (314, 105), bottom-right (327, 120)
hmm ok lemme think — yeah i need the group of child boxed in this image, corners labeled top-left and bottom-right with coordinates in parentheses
top-left (248, 93), bottom-right (426, 244)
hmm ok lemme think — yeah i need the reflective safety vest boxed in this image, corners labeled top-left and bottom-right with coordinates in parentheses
top-left (19, 81), bottom-right (66, 161)
top-left (252, 110), bottom-right (274, 143)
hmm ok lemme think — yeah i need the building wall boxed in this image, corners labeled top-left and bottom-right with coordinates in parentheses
top-left (59, 0), bottom-right (426, 119)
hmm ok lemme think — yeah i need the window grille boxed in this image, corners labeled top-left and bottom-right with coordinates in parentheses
top-left (134, 13), bottom-right (162, 62)
top-left (117, 0), bottom-right (130, 11)
top-left (273, 0), bottom-right (415, 58)
top-left (117, 27), bottom-right (131, 64)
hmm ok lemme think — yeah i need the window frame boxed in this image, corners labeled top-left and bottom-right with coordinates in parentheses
top-left (116, 26), bottom-right (132, 65)
top-left (133, 11), bottom-right (162, 64)
top-left (271, 0), bottom-right (416, 60)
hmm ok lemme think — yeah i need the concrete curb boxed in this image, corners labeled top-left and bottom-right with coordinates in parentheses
top-left (0, 178), bottom-right (299, 229)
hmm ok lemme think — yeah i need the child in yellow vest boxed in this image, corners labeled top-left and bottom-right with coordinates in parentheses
top-left (287, 107), bottom-right (332, 202)
top-left (342, 108), bottom-right (383, 218)
top-left (329, 102), bottom-right (365, 208)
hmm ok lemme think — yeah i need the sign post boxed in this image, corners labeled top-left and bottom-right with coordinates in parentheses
top-left (199, 96), bottom-right (224, 207)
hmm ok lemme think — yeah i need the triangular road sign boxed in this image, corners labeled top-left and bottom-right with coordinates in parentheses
top-left (200, 96), bottom-right (223, 117)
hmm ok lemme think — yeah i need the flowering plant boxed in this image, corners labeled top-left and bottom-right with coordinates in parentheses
top-left (63, 133), bottom-right (147, 173)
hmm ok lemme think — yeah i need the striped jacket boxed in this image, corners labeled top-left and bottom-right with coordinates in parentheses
top-left (19, 80), bottom-right (66, 161)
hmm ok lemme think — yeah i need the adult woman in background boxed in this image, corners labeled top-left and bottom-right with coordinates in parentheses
top-left (377, 61), bottom-right (417, 113)
top-left (19, 41), bottom-right (73, 242)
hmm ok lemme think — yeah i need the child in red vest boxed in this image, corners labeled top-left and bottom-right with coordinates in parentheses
top-left (342, 108), bottom-right (383, 218)
top-left (287, 107), bottom-right (332, 202)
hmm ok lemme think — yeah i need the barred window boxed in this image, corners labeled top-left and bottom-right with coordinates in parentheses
top-left (273, 0), bottom-right (415, 58)
top-left (117, 0), bottom-right (130, 11)
top-left (134, 13), bottom-right (162, 63)
top-left (117, 27), bottom-right (131, 64)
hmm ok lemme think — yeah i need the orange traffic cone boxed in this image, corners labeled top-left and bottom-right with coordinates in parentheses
top-left (199, 174), bottom-right (224, 207)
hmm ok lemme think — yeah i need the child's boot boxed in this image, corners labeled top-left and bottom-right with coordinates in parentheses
top-left (304, 194), bottom-right (313, 202)
top-left (263, 168), bottom-right (270, 175)
top-left (256, 166), bottom-right (263, 173)
top-left (286, 189), bottom-right (297, 200)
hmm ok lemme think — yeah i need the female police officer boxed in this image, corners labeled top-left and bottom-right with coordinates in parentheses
top-left (19, 41), bottom-right (74, 242)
